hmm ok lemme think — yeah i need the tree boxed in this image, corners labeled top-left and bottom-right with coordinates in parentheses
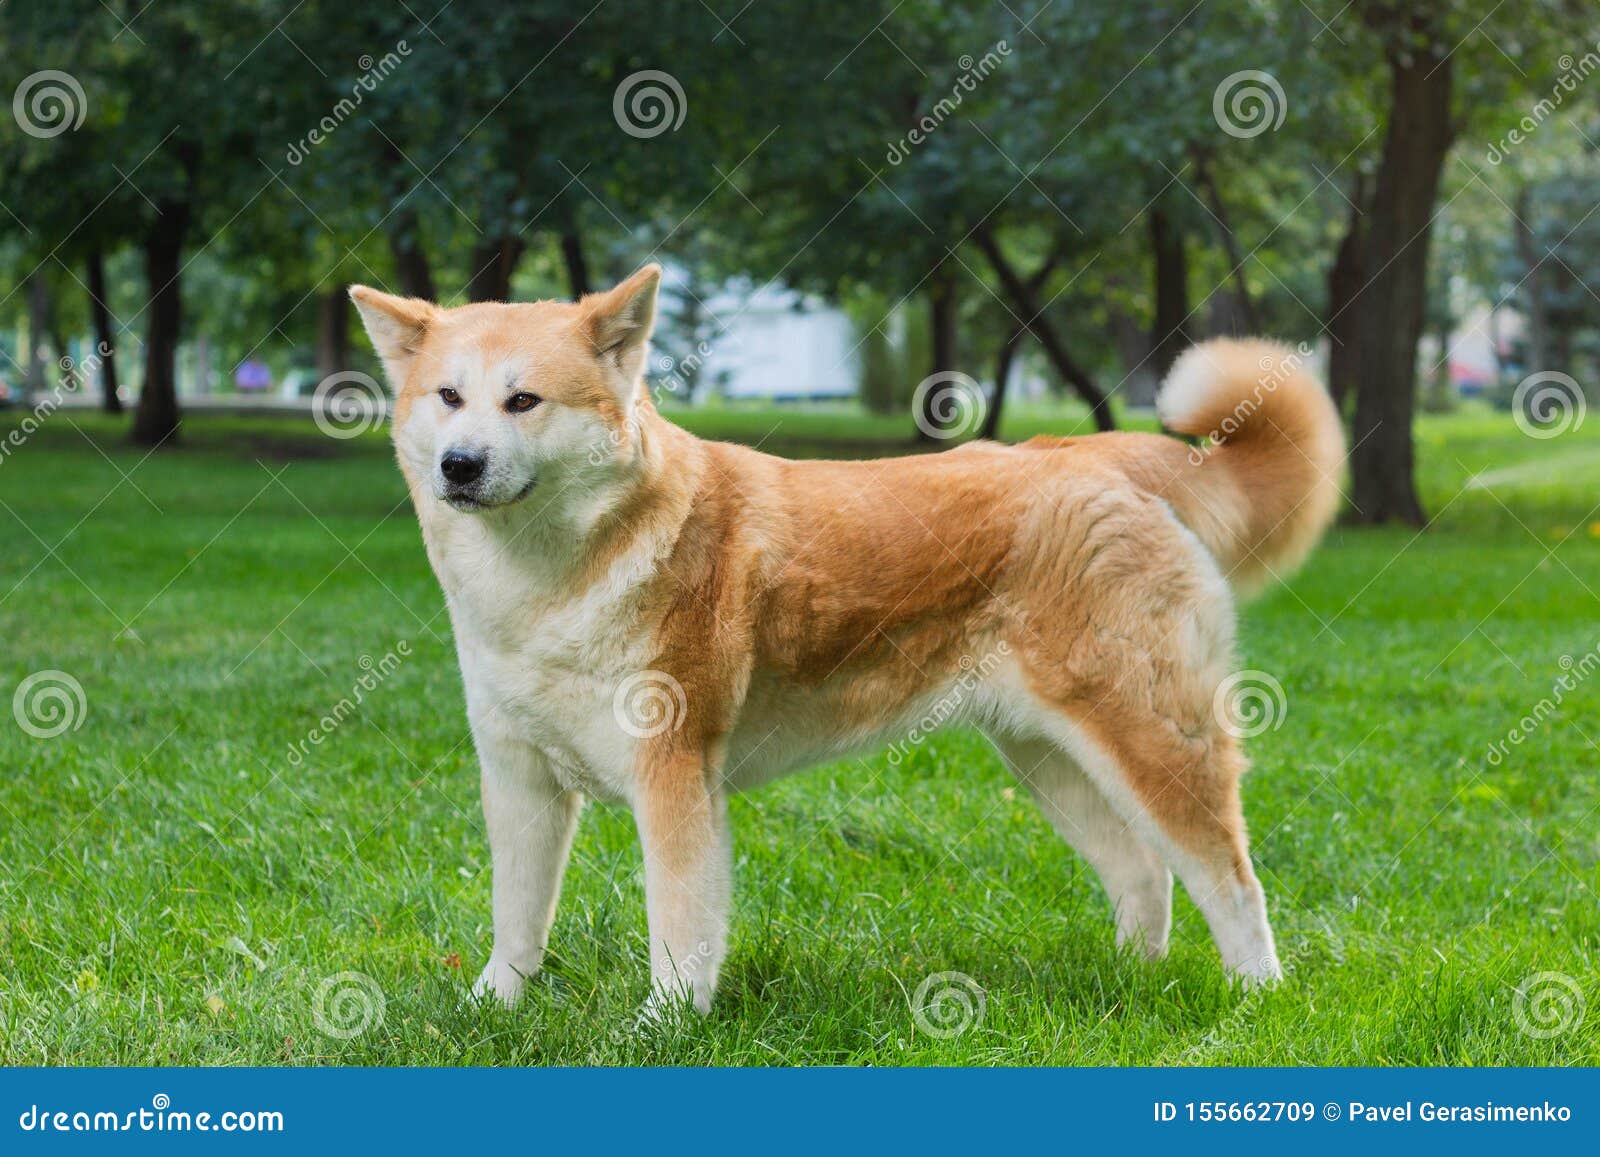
top-left (1338, 0), bottom-right (1593, 523)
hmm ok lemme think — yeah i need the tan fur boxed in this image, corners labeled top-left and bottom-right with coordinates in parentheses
top-left (350, 272), bottom-right (1344, 1012)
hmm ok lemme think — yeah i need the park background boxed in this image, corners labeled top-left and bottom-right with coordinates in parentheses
top-left (0, 0), bottom-right (1597, 1064)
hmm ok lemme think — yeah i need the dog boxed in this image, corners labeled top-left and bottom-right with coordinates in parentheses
top-left (350, 265), bottom-right (1344, 1015)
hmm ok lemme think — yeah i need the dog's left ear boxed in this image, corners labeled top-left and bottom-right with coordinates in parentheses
top-left (350, 286), bottom-right (437, 389)
top-left (583, 264), bottom-right (661, 385)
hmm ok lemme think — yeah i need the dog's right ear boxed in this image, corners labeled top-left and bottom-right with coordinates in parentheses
top-left (350, 286), bottom-right (436, 387)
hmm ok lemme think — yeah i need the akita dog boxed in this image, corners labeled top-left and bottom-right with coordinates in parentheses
top-left (351, 266), bottom-right (1343, 1015)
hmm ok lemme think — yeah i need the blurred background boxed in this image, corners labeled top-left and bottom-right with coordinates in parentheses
top-left (0, 0), bottom-right (1594, 521)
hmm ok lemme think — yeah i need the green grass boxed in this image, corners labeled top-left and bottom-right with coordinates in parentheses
top-left (1, 400), bottom-right (1597, 1066)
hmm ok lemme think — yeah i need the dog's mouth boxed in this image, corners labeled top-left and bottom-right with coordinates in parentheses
top-left (444, 478), bottom-right (537, 513)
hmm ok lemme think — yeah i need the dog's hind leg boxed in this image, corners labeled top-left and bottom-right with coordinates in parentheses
top-left (471, 730), bottom-right (583, 1007)
top-left (990, 734), bottom-right (1172, 957)
top-left (1054, 719), bottom-right (1280, 985)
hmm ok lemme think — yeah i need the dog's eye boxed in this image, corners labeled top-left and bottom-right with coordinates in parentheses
top-left (506, 392), bottom-right (542, 414)
top-left (439, 387), bottom-right (462, 408)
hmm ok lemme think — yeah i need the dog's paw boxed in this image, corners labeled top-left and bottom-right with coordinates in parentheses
top-left (472, 956), bottom-right (531, 1007)
top-left (1230, 952), bottom-right (1284, 989)
top-left (634, 982), bottom-right (710, 1030)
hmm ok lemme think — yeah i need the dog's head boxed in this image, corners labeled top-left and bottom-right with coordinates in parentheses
top-left (349, 265), bottom-right (660, 514)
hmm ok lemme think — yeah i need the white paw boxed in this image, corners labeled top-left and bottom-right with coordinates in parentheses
top-left (472, 956), bottom-right (532, 1007)
top-left (637, 979), bottom-right (711, 1026)
top-left (1230, 952), bottom-right (1284, 989)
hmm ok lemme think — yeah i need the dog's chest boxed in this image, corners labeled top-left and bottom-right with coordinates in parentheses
top-left (440, 541), bottom-right (654, 800)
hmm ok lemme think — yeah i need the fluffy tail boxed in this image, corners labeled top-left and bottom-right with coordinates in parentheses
top-left (1153, 338), bottom-right (1345, 596)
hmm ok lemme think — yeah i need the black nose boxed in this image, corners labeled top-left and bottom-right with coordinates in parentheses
top-left (440, 450), bottom-right (485, 486)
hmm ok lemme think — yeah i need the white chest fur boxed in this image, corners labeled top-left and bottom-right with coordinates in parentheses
top-left (423, 509), bottom-right (662, 803)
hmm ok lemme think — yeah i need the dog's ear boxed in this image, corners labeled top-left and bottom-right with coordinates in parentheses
top-left (350, 286), bottom-right (436, 388)
top-left (582, 264), bottom-right (661, 386)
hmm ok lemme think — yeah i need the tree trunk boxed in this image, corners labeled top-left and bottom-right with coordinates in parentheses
top-left (916, 262), bottom-right (960, 441)
top-left (981, 323), bottom-right (1026, 440)
top-left (1148, 199), bottom-right (1191, 380)
top-left (86, 249), bottom-right (122, 412)
top-left (25, 275), bottom-right (51, 403)
top-left (1347, 48), bottom-right (1454, 526)
top-left (316, 287), bottom-right (352, 381)
top-left (387, 207), bottom-right (436, 300)
top-left (560, 228), bottom-right (591, 298)
top-left (981, 248), bottom-right (1065, 439)
top-left (132, 200), bottom-right (189, 446)
top-left (1512, 185), bottom-right (1550, 374)
top-left (1112, 307), bottom-right (1160, 407)
top-left (466, 237), bottom-right (525, 303)
top-left (1325, 172), bottom-right (1369, 415)
top-left (1192, 149), bottom-right (1260, 333)
top-left (974, 228), bottom-right (1115, 431)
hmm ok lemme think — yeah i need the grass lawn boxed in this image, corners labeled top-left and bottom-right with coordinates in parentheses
top-left (1, 399), bottom-right (1597, 1066)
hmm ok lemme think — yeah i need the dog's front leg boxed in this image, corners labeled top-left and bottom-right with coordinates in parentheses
top-left (471, 727), bottom-right (582, 1007)
top-left (635, 761), bottom-right (731, 1017)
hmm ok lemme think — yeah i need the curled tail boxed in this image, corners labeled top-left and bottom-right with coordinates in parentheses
top-left (1154, 338), bottom-right (1345, 597)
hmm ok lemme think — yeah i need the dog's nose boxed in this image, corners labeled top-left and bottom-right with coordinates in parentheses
top-left (440, 450), bottom-right (485, 486)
